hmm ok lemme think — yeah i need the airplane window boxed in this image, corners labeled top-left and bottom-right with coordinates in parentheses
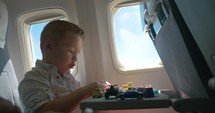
top-left (111, 4), bottom-right (162, 72)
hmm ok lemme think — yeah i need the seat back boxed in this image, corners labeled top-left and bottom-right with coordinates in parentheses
top-left (0, 1), bottom-right (23, 112)
top-left (0, 50), bottom-right (23, 111)
top-left (142, 0), bottom-right (215, 100)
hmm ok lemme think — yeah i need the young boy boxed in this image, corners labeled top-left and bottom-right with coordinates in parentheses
top-left (18, 20), bottom-right (104, 113)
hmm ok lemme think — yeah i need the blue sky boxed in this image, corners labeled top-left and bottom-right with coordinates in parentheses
top-left (113, 5), bottom-right (161, 70)
top-left (30, 22), bottom-right (48, 63)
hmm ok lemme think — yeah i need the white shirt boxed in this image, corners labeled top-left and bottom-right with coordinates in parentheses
top-left (18, 60), bottom-right (80, 113)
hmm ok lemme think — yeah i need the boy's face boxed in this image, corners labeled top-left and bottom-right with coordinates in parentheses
top-left (50, 31), bottom-right (83, 74)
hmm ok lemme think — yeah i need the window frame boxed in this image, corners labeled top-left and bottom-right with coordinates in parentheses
top-left (107, 0), bottom-right (164, 74)
top-left (17, 8), bottom-right (78, 75)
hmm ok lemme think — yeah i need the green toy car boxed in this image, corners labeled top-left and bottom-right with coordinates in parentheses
top-left (92, 88), bottom-right (104, 98)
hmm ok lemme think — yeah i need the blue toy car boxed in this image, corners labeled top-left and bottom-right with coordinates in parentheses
top-left (118, 90), bottom-right (143, 100)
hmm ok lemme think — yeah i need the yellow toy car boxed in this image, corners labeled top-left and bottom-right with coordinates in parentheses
top-left (121, 82), bottom-right (135, 91)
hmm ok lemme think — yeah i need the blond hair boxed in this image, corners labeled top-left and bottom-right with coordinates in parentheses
top-left (40, 20), bottom-right (84, 52)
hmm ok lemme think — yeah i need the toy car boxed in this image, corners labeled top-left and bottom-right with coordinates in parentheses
top-left (92, 88), bottom-right (104, 98)
top-left (105, 85), bottom-right (119, 99)
top-left (121, 82), bottom-right (135, 91)
top-left (118, 90), bottom-right (143, 100)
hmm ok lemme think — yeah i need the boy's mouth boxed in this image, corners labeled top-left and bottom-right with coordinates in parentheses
top-left (70, 64), bottom-right (75, 68)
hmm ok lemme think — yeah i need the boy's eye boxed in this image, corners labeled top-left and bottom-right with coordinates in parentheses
top-left (68, 50), bottom-right (74, 55)
top-left (68, 50), bottom-right (77, 60)
top-left (68, 50), bottom-right (77, 56)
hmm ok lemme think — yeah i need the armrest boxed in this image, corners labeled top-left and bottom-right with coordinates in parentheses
top-left (171, 98), bottom-right (215, 112)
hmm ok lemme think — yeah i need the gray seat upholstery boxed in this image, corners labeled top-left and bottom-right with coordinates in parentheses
top-left (0, 47), bottom-right (23, 111)
top-left (0, 1), bottom-right (23, 112)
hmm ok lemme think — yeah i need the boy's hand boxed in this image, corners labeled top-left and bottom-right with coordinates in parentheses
top-left (104, 81), bottom-right (111, 89)
top-left (81, 82), bottom-right (103, 99)
top-left (82, 81), bottom-right (110, 99)
top-left (97, 81), bottom-right (110, 91)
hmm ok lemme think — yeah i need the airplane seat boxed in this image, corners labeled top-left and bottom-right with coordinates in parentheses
top-left (142, 0), bottom-right (215, 112)
top-left (0, 50), bottom-right (23, 112)
top-left (0, 1), bottom-right (23, 112)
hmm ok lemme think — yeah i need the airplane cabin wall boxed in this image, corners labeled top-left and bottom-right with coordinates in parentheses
top-left (76, 0), bottom-right (174, 90)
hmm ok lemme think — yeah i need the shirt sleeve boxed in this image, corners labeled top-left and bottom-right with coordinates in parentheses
top-left (18, 71), bottom-right (55, 113)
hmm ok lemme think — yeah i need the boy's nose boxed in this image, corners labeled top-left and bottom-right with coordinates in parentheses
top-left (72, 56), bottom-right (77, 61)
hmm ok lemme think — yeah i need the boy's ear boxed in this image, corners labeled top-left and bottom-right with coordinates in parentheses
top-left (44, 39), bottom-right (53, 51)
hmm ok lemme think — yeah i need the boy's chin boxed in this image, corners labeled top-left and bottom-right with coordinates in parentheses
top-left (58, 69), bottom-right (68, 74)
